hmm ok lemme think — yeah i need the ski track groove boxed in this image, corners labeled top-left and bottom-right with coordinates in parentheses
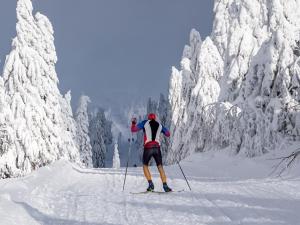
top-left (122, 175), bottom-right (131, 225)
top-left (239, 185), bottom-right (279, 224)
top-left (203, 191), bottom-right (239, 224)
top-left (122, 191), bottom-right (130, 225)
top-left (240, 182), bottom-right (299, 225)
top-left (191, 190), bottom-right (235, 224)
top-left (1, 163), bottom-right (299, 225)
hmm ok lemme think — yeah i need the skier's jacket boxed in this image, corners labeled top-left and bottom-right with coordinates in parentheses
top-left (131, 120), bottom-right (170, 149)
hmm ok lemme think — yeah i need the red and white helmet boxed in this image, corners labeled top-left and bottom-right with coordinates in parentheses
top-left (148, 113), bottom-right (156, 120)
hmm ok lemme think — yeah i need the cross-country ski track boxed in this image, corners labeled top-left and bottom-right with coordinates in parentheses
top-left (0, 152), bottom-right (299, 225)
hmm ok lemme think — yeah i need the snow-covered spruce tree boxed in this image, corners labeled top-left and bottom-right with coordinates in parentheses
top-left (167, 34), bottom-right (223, 163)
top-left (89, 108), bottom-right (113, 168)
top-left (167, 0), bottom-right (300, 163)
top-left (1, 0), bottom-right (79, 177)
top-left (133, 115), bottom-right (144, 163)
top-left (76, 95), bottom-right (93, 167)
top-left (117, 132), bottom-right (122, 148)
top-left (0, 78), bottom-right (18, 178)
top-left (112, 142), bottom-right (120, 169)
top-left (60, 91), bottom-right (80, 161)
top-left (124, 104), bottom-right (146, 164)
top-left (212, 0), bottom-right (300, 157)
top-left (168, 30), bottom-right (202, 162)
top-left (157, 94), bottom-right (171, 163)
top-left (147, 97), bottom-right (158, 115)
top-left (102, 110), bottom-right (113, 146)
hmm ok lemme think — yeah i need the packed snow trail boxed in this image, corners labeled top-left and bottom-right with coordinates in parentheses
top-left (0, 153), bottom-right (299, 225)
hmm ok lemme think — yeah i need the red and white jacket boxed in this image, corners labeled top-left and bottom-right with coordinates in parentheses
top-left (131, 119), bottom-right (170, 149)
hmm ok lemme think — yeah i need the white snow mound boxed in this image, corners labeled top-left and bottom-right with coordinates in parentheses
top-left (0, 152), bottom-right (299, 225)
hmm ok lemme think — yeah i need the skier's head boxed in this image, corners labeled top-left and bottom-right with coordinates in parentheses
top-left (148, 113), bottom-right (156, 121)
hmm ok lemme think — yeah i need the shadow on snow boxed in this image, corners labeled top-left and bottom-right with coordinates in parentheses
top-left (13, 201), bottom-right (120, 225)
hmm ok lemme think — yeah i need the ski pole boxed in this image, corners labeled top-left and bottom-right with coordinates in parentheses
top-left (177, 160), bottom-right (192, 191)
top-left (122, 133), bottom-right (133, 191)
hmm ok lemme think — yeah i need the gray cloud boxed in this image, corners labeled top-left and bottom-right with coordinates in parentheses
top-left (0, 0), bottom-right (213, 111)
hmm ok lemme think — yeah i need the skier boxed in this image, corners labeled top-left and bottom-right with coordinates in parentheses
top-left (131, 113), bottom-right (172, 192)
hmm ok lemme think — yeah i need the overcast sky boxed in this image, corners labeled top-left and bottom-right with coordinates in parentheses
top-left (0, 0), bottom-right (213, 111)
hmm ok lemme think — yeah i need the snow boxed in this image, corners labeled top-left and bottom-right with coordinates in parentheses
top-left (112, 142), bottom-right (120, 169)
top-left (167, 0), bottom-right (300, 162)
top-left (0, 151), bottom-right (299, 225)
top-left (89, 108), bottom-right (113, 168)
top-left (75, 95), bottom-right (93, 168)
top-left (0, 0), bottom-right (79, 178)
top-left (1, 1), bottom-right (300, 223)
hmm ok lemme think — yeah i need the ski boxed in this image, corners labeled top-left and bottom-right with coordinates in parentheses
top-left (130, 190), bottom-right (184, 195)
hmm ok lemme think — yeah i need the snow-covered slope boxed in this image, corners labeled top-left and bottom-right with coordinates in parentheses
top-left (0, 152), bottom-right (299, 225)
top-left (168, 0), bottom-right (300, 163)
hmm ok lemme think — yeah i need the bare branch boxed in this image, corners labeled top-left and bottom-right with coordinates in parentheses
top-left (269, 149), bottom-right (300, 177)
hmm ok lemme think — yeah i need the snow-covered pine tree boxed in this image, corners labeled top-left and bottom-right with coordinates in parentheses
top-left (89, 108), bottom-right (113, 168)
top-left (147, 97), bottom-right (158, 115)
top-left (1, 0), bottom-right (79, 177)
top-left (76, 95), bottom-right (93, 167)
top-left (0, 77), bottom-right (18, 178)
top-left (135, 115), bottom-right (144, 163)
top-left (157, 94), bottom-right (170, 163)
top-left (167, 34), bottom-right (223, 163)
top-left (112, 142), bottom-right (120, 169)
top-left (167, 29), bottom-right (204, 163)
top-left (117, 132), bottom-right (122, 148)
top-left (212, 0), bottom-right (300, 156)
top-left (102, 110), bottom-right (113, 147)
top-left (124, 104), bottom-right (146, 165)
top-left (167, 0), bottom-right (300, 163)
top-left (60, 91), bottom-right (80, 161)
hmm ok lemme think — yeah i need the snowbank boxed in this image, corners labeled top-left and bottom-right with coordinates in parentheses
top-left (0, 152), bottom-right (299, 225)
